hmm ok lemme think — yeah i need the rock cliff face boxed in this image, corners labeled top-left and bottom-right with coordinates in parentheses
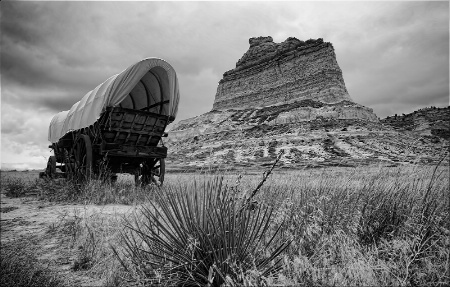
top-left (213, 36), bottom-right (354, 110)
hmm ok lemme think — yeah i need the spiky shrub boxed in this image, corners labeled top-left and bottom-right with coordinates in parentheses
top-left (113, 176), bottom-right (289, 286)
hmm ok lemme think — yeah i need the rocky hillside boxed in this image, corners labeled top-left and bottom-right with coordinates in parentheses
top-left (166, 37), bottom-right (449, 170)
top-left (381, 106), bottom-right (450, 140)
top-left (166, 112), bottom-right (448, 169)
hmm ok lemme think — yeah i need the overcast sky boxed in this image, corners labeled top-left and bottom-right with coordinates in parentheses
top-left (1, 1), bottom-right (449, 170)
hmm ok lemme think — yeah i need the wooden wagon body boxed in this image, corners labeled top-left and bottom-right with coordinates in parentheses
top-left (42, 58), bottom-right (180, 185)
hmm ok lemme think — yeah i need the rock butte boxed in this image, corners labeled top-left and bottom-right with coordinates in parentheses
top-left (214, 36), bottom-right (355, 110)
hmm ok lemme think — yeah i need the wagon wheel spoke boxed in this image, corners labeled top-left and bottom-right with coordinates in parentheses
top-left (72, 135), bottom-right (92, 183)
top-left (74, 144), bottom-right (86, 179)
top-left (137, 158), bottom-right (165, 187)
top-left (64, 148), bottom-right (75, 180)
top-left (45, 156), bottom-right (57, 178)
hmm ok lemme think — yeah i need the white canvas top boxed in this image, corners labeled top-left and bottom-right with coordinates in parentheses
top-left (48, 58), bottom-right (180, 143)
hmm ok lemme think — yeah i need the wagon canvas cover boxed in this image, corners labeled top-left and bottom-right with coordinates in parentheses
top-left (48, 58), bottom-right (180, 143)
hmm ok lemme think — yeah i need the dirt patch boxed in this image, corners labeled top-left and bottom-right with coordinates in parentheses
top-left (0, 192), bottom-right (137, 286)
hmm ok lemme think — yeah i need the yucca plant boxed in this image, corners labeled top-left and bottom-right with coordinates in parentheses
top-left (113, 176), bottom-right (290, 286)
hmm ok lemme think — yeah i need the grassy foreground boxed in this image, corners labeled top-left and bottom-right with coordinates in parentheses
top-left (1, 162), bottom-right (449, 286)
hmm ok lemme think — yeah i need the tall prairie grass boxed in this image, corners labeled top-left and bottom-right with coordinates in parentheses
top-left (247, 164), bottom-right (450, 286)
top-left (1, 238), bottom-right (64, 287)
top-left (1, 162), bottom-right (449, 286)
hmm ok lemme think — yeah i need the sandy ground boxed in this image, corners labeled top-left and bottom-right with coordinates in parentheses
top-left (0, 190), bottom-right (137, 286)
top-left (1, 193), bottom-right (135, 242)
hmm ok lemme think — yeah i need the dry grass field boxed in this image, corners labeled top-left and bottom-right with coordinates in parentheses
top-left (1, 160), bottom-right (449, 286)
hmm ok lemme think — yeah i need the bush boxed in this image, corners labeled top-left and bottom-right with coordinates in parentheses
top-left (2, 177), bottom-right (29, 197)
top-left (113, 176), bottom-right (290, 286)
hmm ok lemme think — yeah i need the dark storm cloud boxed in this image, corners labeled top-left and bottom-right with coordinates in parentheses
top-left (1, 1), bottom-right (117, 114)
top-left (38, 92), bottom-right (86, 113)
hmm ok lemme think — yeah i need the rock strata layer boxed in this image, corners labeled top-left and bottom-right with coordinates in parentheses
top-left (213, 36), bottom-right (354, 110)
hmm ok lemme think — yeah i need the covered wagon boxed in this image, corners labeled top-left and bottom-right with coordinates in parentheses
top-left (43, 58), bottom-right (180, 185)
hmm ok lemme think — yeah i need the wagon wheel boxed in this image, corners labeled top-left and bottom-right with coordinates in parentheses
top-left (73, 135), bottom-right (93, 183)
top-left (45, 156), bottom-right (57, 178)
top-left (63, 148), bottom-right (75, 180)
top-left (137, 158), bottom-right (165, 186)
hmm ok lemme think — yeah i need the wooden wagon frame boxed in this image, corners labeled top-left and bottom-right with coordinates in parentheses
top-left (42, 58), bottom-right (180, 185)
